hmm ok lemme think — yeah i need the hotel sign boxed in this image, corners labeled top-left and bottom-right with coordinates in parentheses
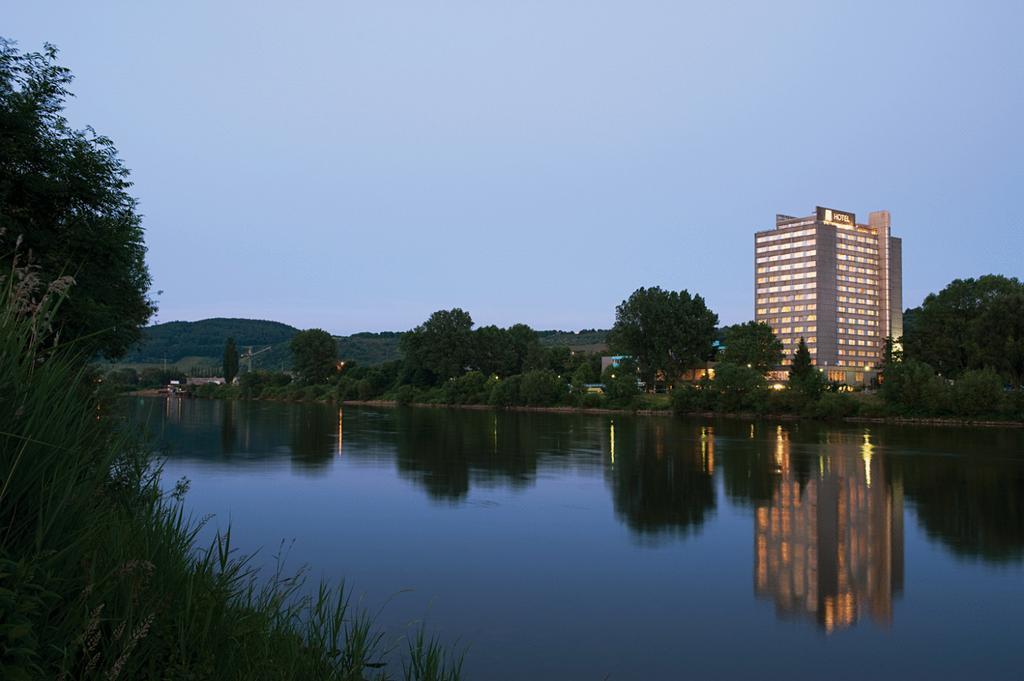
top-left (817, 206), bottom-right (855, 226)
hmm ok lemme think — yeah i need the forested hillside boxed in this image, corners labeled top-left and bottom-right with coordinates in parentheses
top-left (121, 318), bottom-right (300, 363)
top-left (117, 318), bottom-right (610, 371)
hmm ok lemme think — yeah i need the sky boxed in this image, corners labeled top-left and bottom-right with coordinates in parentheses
top-left (6, 1), bottom-right (1023, 334)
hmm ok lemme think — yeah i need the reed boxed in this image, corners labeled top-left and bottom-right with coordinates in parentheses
top-left (0, 275), bottom-right (463, 680)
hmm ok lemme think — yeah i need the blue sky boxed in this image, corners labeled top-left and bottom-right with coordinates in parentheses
top-left (7, 1), bottom-right (1023, 333)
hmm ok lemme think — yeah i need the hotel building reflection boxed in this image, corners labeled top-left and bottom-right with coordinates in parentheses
top-left (754, 427), bottom-right (903, 632)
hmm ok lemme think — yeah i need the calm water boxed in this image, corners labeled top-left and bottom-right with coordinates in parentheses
top-left (126, 397), bottom-right (1024, 680)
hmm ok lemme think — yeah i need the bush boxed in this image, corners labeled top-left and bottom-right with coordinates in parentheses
top-left (489, 375), bottom-right (522, 407)
top-left (394, 384), bottom-right (417, 405)
top-left (713, 363), bottom-right (767, 413)
top-left (601, 361), bottom-right (640, 406)
top-left (581, 392), bottom-right (605, 408)
top-left (670, 385), bottom-right (699, 415)
top-left (953, 368), bottom-right (1006, 418)
top-left (881, 359), bottom-right (950, 415)
top-left (519, 370), bottom-right (567, 406)
top-left (812, 392), bottom-right (859, 420)
top-left (442, 371), bottom-right (489, 404)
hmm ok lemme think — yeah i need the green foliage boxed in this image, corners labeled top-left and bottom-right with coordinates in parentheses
top-left (711, 363), bottom-right (767, 413)
top-left (223, 337), bottom-right (239, 385)
top-left (972, 291), bottom-right (1024, 389)
top-left (721, 322), bottom-right (783, 373)
top-left (238, 370), bottom-right (291, 399)
top-left (443, 371), bottom-right (490, 405)
top-left (138, 367), bottom-right (187, 388)
top-left (881, 359), bottom-right (950, 415)
top-left (601, 359), bottom-right (640, 404)
top-left (787, 338), bottom-right (824, 402)
top-left (904, 275), bottom-right (1024, 384)
top-left (812, 392), bottom-right (859, 420)
top-left (952, 368), bottom-right (1007, 418)
top-left (105, 367), bottom-right (139, 388)
top-left (291, 329), bottom-right (337, 385)
top-left (608, 287), bottom-right (718, 386)
top-left (121, 318), bottom-right (300, 365)
top-left (1, 287), bottom-right (460, 679)
top-left (488, 375), bottom-right (522, 407)
top-left (336, 331), bottom-right (402, 365)
top-left (518, 370), bottom-right (567, 406)
top-left (0, 40), bottom-right (154, 359)
top-left (400, 309), bottom-right (475, 385)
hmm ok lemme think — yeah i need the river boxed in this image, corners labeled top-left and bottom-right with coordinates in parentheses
top-left (125, 397), bottom-right (1024, 680)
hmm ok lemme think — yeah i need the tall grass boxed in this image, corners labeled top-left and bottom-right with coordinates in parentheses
top-left (0, 275), bottom-right (464, 679)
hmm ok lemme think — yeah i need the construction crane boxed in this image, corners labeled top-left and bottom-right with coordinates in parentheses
top-left (240, 345), bottom-right (272, 373)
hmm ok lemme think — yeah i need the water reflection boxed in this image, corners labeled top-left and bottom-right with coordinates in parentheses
top-left (606, 419), bottom-right (715, 540)
top-left (127, 398), bottom-right (1024, 572)
top-left (753, 427), bottom-right (904, 632)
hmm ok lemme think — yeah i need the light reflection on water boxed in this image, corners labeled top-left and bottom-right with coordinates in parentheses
top-left (126, 397), bottom-right (1024, 680)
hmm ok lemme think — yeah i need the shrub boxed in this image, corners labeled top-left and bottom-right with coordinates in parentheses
top-left (519, 370), bottom-right (567, 406)
top-left (601, 361), bottom-right (640, 405)
top-left (394, 384), bottom-right (417, 405)
top-left (713, 363), bottom-right (767, 413)
top-left (581, 392), bottom-right (605, 408)
top-left (489, 375), bottom-right (522, 407)
top-left (812, 392), bottom-right (859, 420)
top-left (953, 368), bottom-right (1006, 418)
top-left (881, 359), bottom-right (950, 415)
top-left (443, 371), bottom-right (489, 404)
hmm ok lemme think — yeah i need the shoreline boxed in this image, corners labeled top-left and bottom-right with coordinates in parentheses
top-left (125, 392), bottom-right (1023, 429)
top-left (338, 399), bottom-right (1023, 429)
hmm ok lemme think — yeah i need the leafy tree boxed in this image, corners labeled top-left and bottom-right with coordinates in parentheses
top-left (0, 40), bottom-right (154, 358)
top-left (473, 325), bottom-right (515, 376)
top-left (602, 358), bottom-right (640, 403)
top-left (608, 286), bottom-right (718, 387)
top-left (506, 323), bottom-right (539, 374)
top-left (223, 337), bottom-right (239, 384)
top-left (519, 369), bottom-right (567, 406)
top-left (881, 359), bottom-right (950, 415)
top-left (571, 362), bottom-right (596, 393)
top-left (712, 363), bottom-right (768, 412)
top-left (903, 275), bottom-right (1024, 379)
top-left (721, 321), bottom-right (783, 373)
top-left (489, 375), bottom-right (522, 407)
top-left (399, 308), bottom-right (475, 384)
top-left (953, 369), bottom-right (1006, 418)
top-left (972, 291), bottom-right (1024, 388)
top-left (290, 328), bottom-right (337, 385)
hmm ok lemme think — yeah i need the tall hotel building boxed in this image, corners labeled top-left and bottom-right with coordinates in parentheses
top-left (754, 206), bottom-right (903, 384)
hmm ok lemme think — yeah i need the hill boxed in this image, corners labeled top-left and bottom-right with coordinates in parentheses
top-left (113, 319), bottom-right (611, 373)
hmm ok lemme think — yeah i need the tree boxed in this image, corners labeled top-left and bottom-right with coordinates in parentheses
top-left (602, 358), bottom-right (640, 403)
top-left (721, 321), bottom-right (783, 373)
top-left (399, 308), bottom-right (475, 384)
top-left (290, 329), bottom-right (337, 385)
top-left (0, 40), bottom-right (154, 358)
top-left (787, 338), bottom-right (822, 398)
top-left (608, 287), bottom-right (718, 387)
top-left (712, 362), bottom-right (767, 413)
top-left (223, 337), bottom-right (239, 384)
top-left (903, 275), bottom-right (1024, 379)
top-left (473, 325), bottom-right (515, 377)
top-left (972, 291), bottom-right (1024, 389)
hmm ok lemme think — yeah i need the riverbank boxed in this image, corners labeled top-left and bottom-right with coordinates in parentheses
top-left (5, 321), bottom-right (462, 679)
top-left (340, 399), bottom-right (1023, 428)
top-left (134, 390), bottom-right (1023, 429)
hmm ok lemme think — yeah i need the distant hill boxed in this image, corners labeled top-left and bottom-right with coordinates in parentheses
top-left (114, 319), bottom-right (611, 372)
top-left (120, 318), bottom-right (300, 364)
